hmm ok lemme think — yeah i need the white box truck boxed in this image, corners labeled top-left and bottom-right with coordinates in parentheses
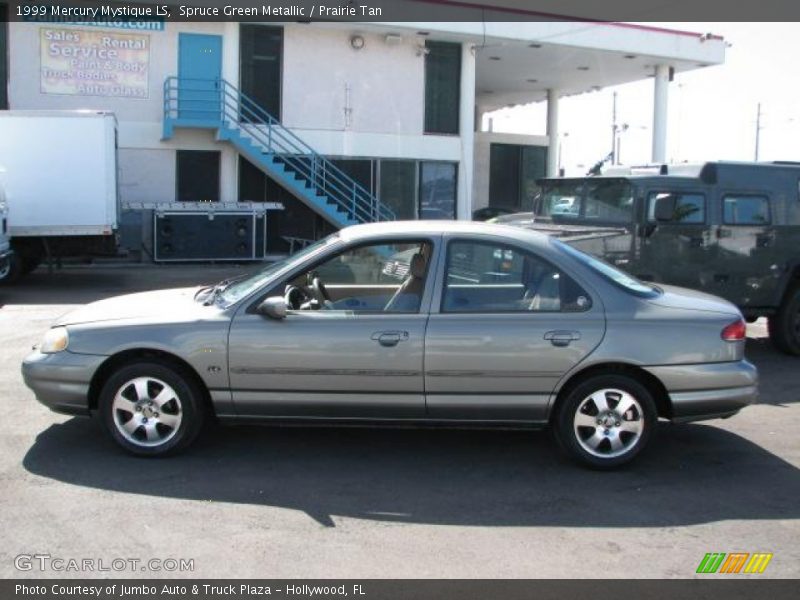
top-left (0, 185), bottom-right (11, 280)
top-left (0, 111), bottom-right (119, 283)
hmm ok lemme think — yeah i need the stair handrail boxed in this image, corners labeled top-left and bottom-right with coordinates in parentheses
top-left (163, 76), bottom-right (395, 223)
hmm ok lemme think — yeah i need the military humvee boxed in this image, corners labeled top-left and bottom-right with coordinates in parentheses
top-left (515, 161), bottom-right (800, 354)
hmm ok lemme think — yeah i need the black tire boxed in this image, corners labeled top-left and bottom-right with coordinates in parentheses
top-left (0, 253), bottom-right (26, 285)
top-left (553, 374), bottom-right (657, 469)
top-left (768, 283), bottom-right (800, 356)
top-left (98, 361), bottom-right (205, 457)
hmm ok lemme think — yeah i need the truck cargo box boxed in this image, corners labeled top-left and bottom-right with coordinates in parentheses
top-left (0, 110), bottom-right (118, 237)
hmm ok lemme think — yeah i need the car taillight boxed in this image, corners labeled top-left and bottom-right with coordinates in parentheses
top-left (721, 319), bottom-right (746, 341)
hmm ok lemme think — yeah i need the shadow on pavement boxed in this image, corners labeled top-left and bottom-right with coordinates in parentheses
top-left (23, 417), bottom-right (800, 528)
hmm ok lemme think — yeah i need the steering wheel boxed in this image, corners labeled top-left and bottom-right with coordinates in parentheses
top-left (310, 276), bottom-right (334, 309)
top-left (284, 285), bottom-right (310, 310)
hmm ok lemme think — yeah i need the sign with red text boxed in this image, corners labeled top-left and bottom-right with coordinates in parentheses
top-left (40, 27), bottom-right (150, 98)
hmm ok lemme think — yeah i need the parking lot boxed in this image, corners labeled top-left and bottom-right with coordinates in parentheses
top-left (0, 264), bottom-right (798, 579)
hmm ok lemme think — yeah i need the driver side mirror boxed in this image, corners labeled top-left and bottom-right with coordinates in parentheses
top-left (257, 296), bottom-right (288, 320)
top-left (653, 195), bottom-right (677, 222)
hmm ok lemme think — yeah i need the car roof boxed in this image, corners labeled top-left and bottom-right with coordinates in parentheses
top-left (338, 220), bottom-right (553, 250)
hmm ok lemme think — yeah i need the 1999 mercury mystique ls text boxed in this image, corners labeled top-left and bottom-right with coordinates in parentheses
top-left (22, 222), bottom-right (758, 468)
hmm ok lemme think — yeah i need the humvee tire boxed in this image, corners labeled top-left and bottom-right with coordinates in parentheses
top-left (769, 283), bottom-right (800, 356)
top-left (0, 253), bottom-right (25, 285)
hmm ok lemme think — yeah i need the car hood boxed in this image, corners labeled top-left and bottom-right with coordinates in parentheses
top-left (56, 287), bottom-right (207, 326)
top-left (647, 284), bottom-right (741, 317)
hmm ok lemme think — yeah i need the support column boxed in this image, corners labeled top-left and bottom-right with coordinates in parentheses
top-left (652, 64), bottom-right (670, 163)
top-left (457, 43), bottom-right (476, 220)
top-left (546, 88), bottom-right (560, 177)
top-left (221, 22), bottom-right (241, 203)
top-left (221, 21), bottom-right (240, 86)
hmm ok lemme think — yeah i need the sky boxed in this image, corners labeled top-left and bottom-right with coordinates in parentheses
top-left (484, 23), bottom-right (800, 175)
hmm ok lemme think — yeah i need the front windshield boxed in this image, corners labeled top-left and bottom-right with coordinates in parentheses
top-left (555, 239), bottom-right (659, 298)
top-left (539, 180), bottom-right (634, 223)
top-left (216, 234), bottom-right (339, 306)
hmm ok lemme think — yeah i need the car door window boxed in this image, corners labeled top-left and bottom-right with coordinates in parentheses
top-left (442, 240), bottom-right (591, 313)
top-left (286, 240), bottom-right (432, 313)
top-left (723, 195), bottom-right (770, 225)
top-left (647, 191), bottom-right (706, 224)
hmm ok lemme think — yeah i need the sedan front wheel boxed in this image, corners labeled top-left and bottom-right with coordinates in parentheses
top-left (554, 374), bottom-right (657, 469)
top-left (98, 361), bottom-right (205, 456)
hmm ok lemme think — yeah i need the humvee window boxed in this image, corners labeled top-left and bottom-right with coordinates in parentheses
top-left (540, 183), bottom-right (583, 218)
top-left (723, 195), bottom-right (770, 225)
top-left (647, 192), bottom-right (705, 224)
top-left (540, 180), bottom-right (633, 223)
top-left (584, 181), bottom-right (634, 222)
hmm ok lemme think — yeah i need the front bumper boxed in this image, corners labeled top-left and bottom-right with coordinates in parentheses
top-left (644, 360), bottom-right (758, 422)
top-left (22, 349), bottom-right (107, 416)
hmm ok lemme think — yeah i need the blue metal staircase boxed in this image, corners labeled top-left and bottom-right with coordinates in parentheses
top-left (162, 77), bottom-right (395, 227)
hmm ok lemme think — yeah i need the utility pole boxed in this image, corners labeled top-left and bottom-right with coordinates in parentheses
top-left (754, 102), bottom-right (762, 162)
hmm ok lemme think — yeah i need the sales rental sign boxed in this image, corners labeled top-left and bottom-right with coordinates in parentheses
top-left (40, 27), bottom-right (150, 98)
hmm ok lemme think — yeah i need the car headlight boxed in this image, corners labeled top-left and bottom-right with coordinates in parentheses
top-left (41, 327), bottom-right (69, 354)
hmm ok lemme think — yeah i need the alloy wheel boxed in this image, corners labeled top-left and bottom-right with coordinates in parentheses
top-left (112, 377), bottom-right (183, 448)
top-left (573, 388), bottom-right (644, 459)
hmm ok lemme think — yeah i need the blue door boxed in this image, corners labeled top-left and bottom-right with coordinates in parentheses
top-left (177, 34), bottom-right (223, 122)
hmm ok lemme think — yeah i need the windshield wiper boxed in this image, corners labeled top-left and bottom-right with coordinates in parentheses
top-left (197, 276), bottom-right (245, 305)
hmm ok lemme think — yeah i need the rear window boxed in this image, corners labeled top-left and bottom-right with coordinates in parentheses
top-left (555, 239), bottom-right (660, 298)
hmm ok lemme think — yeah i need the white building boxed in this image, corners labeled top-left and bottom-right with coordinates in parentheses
top-left (0, 10), bottom-right (726, 260)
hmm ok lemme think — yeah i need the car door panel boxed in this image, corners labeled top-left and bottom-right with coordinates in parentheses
top-left (227, 237), bottom-right (439, 419)
top-left (424, 312), bottom-right (604, 421)
top-left (424, 236), bottom-right (606, 422)
top-left (229, 311), bottom-right (427, 418)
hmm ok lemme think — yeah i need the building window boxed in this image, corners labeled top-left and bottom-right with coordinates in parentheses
top-left (489, 144), bottom-right (547, 211)
top-left (0, 6), bottom-right (7, 110)
top-left (330, 159), bottom-right (375, 195)
top-left (419, 161), bottom-right (457, 220)
top-left (378, 160), bottom-right (417, 220)
top-left (723, 195), bottom-right (770, 225)
top-left (176, 150), bottom-right (220, 202)
top-left (424, 41), bottom-right (461, 135)
top-left (240, 25), bottom-right (283, 120)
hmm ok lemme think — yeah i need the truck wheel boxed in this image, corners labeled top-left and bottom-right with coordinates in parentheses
top-left (0, 254), bottom-right (25, 285)
top-left (768, 283), bottom-right (800, 355)
top-left (98, 361), bottom-right (206, 456)
top-left (553, 374), bottom-right (657, 469)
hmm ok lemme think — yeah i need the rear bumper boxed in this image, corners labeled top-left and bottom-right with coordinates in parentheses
top-left (22, 349), bottom-right (106, 416)
top-left (644, 360), bottom-right (758, 422)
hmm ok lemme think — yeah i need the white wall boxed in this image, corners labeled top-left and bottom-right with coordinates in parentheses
top-left (282, 25), bottom-right (425, 135)
top-left (7, 22), bottom-right (467, 211)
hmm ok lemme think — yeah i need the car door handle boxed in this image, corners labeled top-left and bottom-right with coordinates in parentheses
top-left (544, 330), bottom-right (581, 347)
top-left (371, 330), bottom-right (409, 347)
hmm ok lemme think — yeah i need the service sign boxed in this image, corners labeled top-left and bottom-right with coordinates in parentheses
top-left (40, 27), bottom-right (150, 98)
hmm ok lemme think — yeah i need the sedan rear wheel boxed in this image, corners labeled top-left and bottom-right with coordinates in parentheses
top-left (99, 361), bottom-right (204, 456)
top-left (555, 374), bottom-right (656, 469)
